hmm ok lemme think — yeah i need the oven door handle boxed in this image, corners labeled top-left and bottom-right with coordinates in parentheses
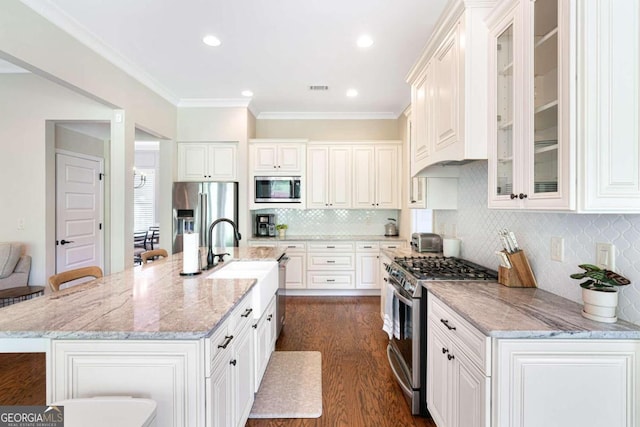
top-left (390, 281), bottom-right (413, 307)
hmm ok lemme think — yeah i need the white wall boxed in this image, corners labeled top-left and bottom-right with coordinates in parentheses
top-left (0, 74), bottom-right (113, 285)
top-left (435, 161), bottom-right (640, 326)
top-left (256, 118), bottom-right (399, 140)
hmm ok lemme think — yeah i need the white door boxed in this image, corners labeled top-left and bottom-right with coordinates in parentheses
top-left (56, 153), bottom-right (103, 273)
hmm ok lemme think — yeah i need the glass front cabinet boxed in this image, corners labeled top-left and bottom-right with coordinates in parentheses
top-left (488, 0), bottom-right (572, 210)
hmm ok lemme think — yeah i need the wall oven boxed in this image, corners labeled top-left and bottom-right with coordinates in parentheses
top-left (254, 176), bottom-right (302, 203)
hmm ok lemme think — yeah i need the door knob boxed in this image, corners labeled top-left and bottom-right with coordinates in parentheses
top-left (60, 239), bottom-right (74, 245)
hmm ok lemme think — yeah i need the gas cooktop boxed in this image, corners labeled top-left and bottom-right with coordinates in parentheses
top-left (394, 255), bottom-right (498, 281)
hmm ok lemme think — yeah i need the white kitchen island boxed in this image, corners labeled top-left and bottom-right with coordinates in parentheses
top-left (0, 247), bottom-right (283, 427)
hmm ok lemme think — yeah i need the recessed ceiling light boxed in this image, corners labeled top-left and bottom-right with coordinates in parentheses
top-left (241, 90), bottom-right (253, 97)
top-left (346, 89), bottom-right (358, 97)
top-left (357, 35), bottom-right (374, 48)
top-left (202, 35), bottom-right (221, 47)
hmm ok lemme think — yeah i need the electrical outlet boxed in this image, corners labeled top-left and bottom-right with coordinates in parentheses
top-left (17, 218), bottom-right (25, 231)
top-left (550, 237), bottom-right (564, 262)
top-left (596, 243), bottom-right (615, 270)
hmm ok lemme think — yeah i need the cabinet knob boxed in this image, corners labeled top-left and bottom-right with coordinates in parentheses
top-left (442, 347), bottom-right (449, 354)
top-left (519, 193), bottom-right (528, 199)
top-left (447, 354), bottom-right (455, 361)
top-left (510, 193), bottom-right (517, 199)
top-left (230, 359), bottom-right (237, 366)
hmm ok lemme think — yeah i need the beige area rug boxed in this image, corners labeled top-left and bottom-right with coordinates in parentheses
top-left (249, 351), bottom-right (322, 419)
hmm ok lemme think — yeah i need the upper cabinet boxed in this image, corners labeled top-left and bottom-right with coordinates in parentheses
top-left (177, 142), bottom-right (237, 182)
top-left (249, 139), bottom-right (306, 175)
top-left (407, 1), bottom-right (494, 175)
top-left (353, 145), bottom-right (401, 209)
top-left (307, 145), bottom-right (352, 209)
top-left (488, 0), bottom-right (570, 210)
top-left (488, 0), bottom-right (640, 212)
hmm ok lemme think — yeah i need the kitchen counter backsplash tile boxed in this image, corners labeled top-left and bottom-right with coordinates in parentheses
top-left (250, 235), bottom-right (406, 242)
top-left (253, 208), bottom-right (399, 236)
top-left (435, 160), bottom-right (640, 326)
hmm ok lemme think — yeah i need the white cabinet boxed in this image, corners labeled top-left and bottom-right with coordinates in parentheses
top-left (253, 296), bottom-right (276, 390)
top-left (407, 3), bottom-right (493, 175)
top-left (487, 0), bottom-right (571, 210)
top-left (427, 294), bottom-right (490, 427)
top-left (277, 242), bottom-right (306, 289)
top-left (353, 144), bottom-right (401, 209)
top-left (51, 340), bottom-right (203, 427)
top-left (494, 339), bottom-right (640, 427)
top-left (306, 241), bottom-right (355, 290)
top-left (177, 142), bottom-right (237, 181)
top-left (307, 145), bottom-right (352, 209)
top-left (249, 139), bottom-right (306, 174)
top-left (578, 1), bottom-right (640, 212)
top-left (207, 294), bottom-right (255, 427)
top-left (355, 242), bottom-right (379, 289)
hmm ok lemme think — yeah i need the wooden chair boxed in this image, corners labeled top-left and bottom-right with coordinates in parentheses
top-left (140, 249), bottom-right (168, 264)
top-left (48, 266), bottom-right (103, 292)
top-left (134, 231), bottom-right (148, 264)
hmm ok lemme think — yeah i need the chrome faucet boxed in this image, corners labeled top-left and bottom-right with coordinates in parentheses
top-left (206, 218), bottom-right (242, 269)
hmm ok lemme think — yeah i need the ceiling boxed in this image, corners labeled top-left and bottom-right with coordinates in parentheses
top-left (23, 0), bottom-right (448, 118)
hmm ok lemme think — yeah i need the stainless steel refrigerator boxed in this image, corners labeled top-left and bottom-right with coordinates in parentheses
top-left (172, 182), bottom-right (239, 254)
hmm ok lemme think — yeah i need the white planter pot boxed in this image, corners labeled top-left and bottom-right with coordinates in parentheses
top-left (581, 287), bottom-right (619, 323)
top-left (278, 229), bottom-right (286, 239)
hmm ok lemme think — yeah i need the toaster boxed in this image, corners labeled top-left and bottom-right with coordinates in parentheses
top-left (411, 233), bottom-right (443, 253)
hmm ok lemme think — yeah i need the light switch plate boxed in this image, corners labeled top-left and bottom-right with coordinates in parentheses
top-left (596, 243), bottom-right (615, 270)
top-left (551, 237), bottom-right (564, 262)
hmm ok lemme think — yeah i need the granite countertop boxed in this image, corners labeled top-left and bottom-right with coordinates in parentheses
top-left (0, 247), bottom-right (284, 340)
top-left (381, 247), bottom-right (640, 339)
top-left (249, 234), bottom-right (407, 242)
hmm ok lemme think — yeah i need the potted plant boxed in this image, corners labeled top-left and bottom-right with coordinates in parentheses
top-left (570, 264), bottom-right (630, 323)
top-left (275, 224), bottom-right (288, 238)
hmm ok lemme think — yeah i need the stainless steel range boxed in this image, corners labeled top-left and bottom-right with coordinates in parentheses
top-left (385, 255), bottom-right (497, 415)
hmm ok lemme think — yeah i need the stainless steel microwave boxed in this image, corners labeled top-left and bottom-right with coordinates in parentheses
top-left (254, 176), bottom-right (302, 203)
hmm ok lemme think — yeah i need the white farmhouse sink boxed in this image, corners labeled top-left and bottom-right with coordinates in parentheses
top-left (207, 260), bottom-right (278, 319)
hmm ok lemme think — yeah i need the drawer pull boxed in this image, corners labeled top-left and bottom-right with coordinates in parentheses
top-left (440, 319), bottom-right (456, 331)
top-left (288, 245), bottom-right (297, 248)
top-left (326, 260), bottom-right (336, 263)
top-left (326, 245), bottom-right (335, 248)
top-left (442, 347), bottom-right (449, 354)
top-left (252, 324), bottom-right (258, 329)
top-left (447, 354), bottom-right (455, 361)
top-left (388, 246), bottom-right (397, 249)
top-left (230, 359), bottom-right (237, 366)
top-left (267, 314), bottom-right (273, 321)
top-left (363, 245), bottom-right (372, 249)
top-left (326, 279), bottom-right (336, 282)
top-left (241, 308), bottom-right (253, 318)
top-left (218, 335), bottom-right (234, 349)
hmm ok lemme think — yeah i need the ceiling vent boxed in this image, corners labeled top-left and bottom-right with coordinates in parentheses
top-left (309, 85), bottom-right (329, 91)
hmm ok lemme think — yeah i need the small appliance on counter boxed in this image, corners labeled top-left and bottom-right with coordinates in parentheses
top-left (384, 218), bottom-right (399, 236)
top-left (255, 213), bottom-right (276, 237)
top-left (411, 232), bottom-right (443, 253)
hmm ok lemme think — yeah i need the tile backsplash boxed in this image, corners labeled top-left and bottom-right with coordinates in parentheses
top-left (435, 160), bottom-right (640, 326)
top-left (253, 209), bottom-right (399, 236)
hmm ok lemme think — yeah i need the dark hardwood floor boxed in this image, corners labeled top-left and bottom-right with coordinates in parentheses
top-left (246, 296), bottom-right (435, 427)
top-left (0, 296), bottom-right (435, 427)
top-left (0, 352), bottom-right (46, 405)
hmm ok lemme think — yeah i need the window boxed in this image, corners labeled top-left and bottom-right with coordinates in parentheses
top-left (134, 168), bottom-right (156, 231)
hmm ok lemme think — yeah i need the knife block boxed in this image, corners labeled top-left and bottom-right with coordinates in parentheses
top-left (498, 250), bottom-right (537, 288)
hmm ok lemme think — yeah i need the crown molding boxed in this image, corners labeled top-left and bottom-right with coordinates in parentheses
top-left (22, 0), bottom-right (179, 105)
top-left (177, 98), bottom-right (252, 108)
top-left (256, 111), bottom-right (398, 120)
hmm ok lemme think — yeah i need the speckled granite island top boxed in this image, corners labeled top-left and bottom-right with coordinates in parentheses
top-left (425, 281), bottom-right (640, 339)
top-left (0, 247), bottom-right (284, 340)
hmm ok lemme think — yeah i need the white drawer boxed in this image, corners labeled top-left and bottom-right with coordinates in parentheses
top-left (205, 322), bottom-right (231, 377)
top-left (277, 242), bottom-right (306, 251)
top-left (248, 240), bottom-right (277, 248)
top-left (307, 253), bottom-right (355, 270)
top-left (307, 242), bottom-right (355, 252)
top-left (428, 294), bottom-right (491, 375)
top-left (306, 272), bottom-right (355, 289)
top-left (229, 294), bottom-right (254, 334)
top-left (356, 242), bottom-right (380, 252)
top-left (380, 241), bottom-right (406, 250)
